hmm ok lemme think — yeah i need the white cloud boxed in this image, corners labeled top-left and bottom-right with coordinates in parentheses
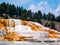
top-left (53, 5), bottom-right (60, 16)
top-left (28, 1), bottom-right (54, 14)
top-left (28, 4), bottom-right (37, 12)
top-left (28, 1), bottom-right (60, 16)
top-left (37, 1), bottom-right (53, 14)
top-left (55, 5), bottom-right (60, 12)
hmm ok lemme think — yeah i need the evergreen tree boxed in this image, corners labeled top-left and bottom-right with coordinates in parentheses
top-left (56, 15), bottom-right (60, 22)
top-left (45, 22), bottom-right (50, 27)
top-left (0, 2), bottom-right (59, 23)
top-left (47, 12), bottom-right (55, 21)
top-left (27, 10), bottom-right (32, 21)
top-left (50, 22), bottom-right (56, 30)
top-left (0, 2), bottom-right (6, 14)
top-left (43, 13), bottom-right (47, 20)
top-left (33, 10), bottom-right (42, 21)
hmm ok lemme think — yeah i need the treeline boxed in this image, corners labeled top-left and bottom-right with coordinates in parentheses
top-left (0, 2), bottom-right (60, 22)
top-left (0, 2), bottom-right (60, 30)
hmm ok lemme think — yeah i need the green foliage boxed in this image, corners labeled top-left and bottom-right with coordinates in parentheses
top-left (47, 12), bottom-right (55, 21)
top-left (33, 10), bottom-right (42, 21)
top-left (50, 22), bottom-right (55, 29)
top-left (43, 13), bottom-right (47, 20)
top-left (45, 22), bottom-right (56, 30)
top-left (0, 2), bottom-right (60, 23)
top-left (45, 22), bottom-right (50, 27)
top-left (56, 15), bottom-right (60, 22)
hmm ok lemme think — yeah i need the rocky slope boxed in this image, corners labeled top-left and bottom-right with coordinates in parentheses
top-left (0, 19), bottom-right (60, 41)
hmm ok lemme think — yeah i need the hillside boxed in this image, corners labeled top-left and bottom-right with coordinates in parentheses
top-left (41, 20), bottom-right (60, 32)
top-left (0, 15), bottom-right (60, 32)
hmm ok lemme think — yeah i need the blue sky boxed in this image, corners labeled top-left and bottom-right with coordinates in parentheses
top-left (0, 0), bottom-right (59, 9)
top-left (0, 0), bottom-right (60, 16)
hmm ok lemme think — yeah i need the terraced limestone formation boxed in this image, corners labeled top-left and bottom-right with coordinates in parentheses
top-left (0, 19), bottom-right (60, 41)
